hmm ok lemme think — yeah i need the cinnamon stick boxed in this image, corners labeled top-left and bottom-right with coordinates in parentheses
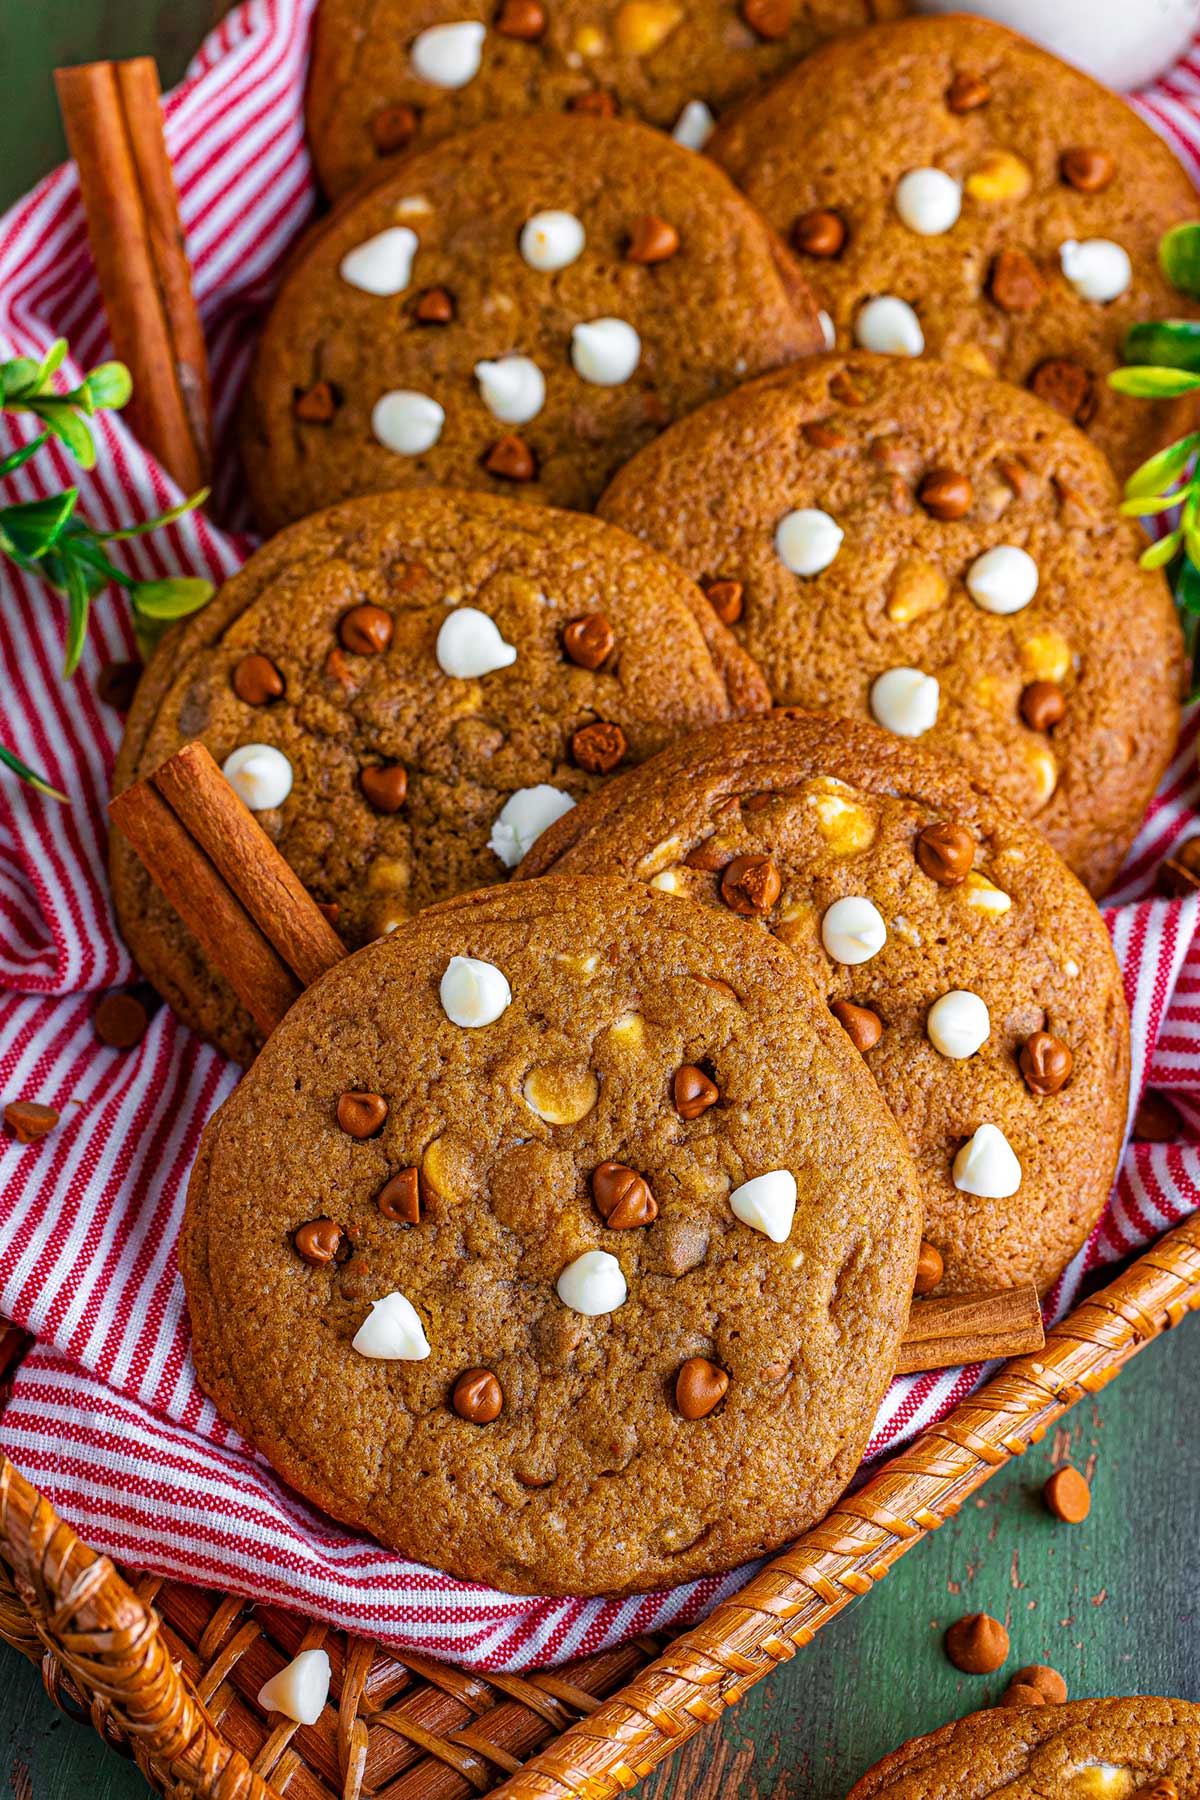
top-left (895, 1283), bottom-right (1044, 1375)
top-left (55, 58), bottom-right (211, 491)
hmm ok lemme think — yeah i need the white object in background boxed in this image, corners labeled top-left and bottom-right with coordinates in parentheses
top-left (352, 1292), bottom-right (432, 1360)
top-left (257, 1648), bottom-right (332, 1724)
top-left (222, 744), bottom-right (293, 811)
top-left (855, 295), bottom-right (925, 356)
top-left (474, 355), bottom-right (546, 423)
top-left (440, 955), bottom-right (512, 1026)
top-left (910, 0), bottom-right (1200, 91)
top-left (340, 227), bottom-right (419, 295)
top-left (410, 21), bottom-right (486, 86)
top-left (488, 785), bottom-right (576, 867)
top-left (557, 1250), bottom-right (627, 1315)
top-left (672, 99), bottom-right (715, 149)
top-left (520, 210), bottom-right (586, 272)
top-left (729, 1170), bottom-right (797, 1242)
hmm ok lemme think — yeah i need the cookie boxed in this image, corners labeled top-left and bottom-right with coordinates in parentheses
top-left (849, 1697), bottom-right (1200, 1798)
top-left (241, 112), bottom-right (823, 532)
top-left (708, 13), bottom-right (1200, 476)
top-left (306, 0), bottom-right (909, 199)
top-left (181, 874), bottom-right (923, 1594)
top-left (111, 489), bottom-right (769, 1064)
top-left (517, 714), bottom-right (1130, 1296)
top-left (597, 352), bottom-right (1184, 895)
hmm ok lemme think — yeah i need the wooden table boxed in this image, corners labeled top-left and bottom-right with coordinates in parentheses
top-left (2, 9), bottom-right (1198, 1799)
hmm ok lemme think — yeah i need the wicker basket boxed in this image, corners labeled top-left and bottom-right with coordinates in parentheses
top-left (2, 1213), bottom-right (1198, 1800)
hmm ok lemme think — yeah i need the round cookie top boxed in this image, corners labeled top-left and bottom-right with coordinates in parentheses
top-left (306, 0), bottom-right (909, 199)
top-left (849, 1697), bottom-right (1200, 1798)
top-left (597, 352), bottom-right (1184, 895)
top-left (518, 714), bottom-right (1130, 1296)
top-left (181, 875), bottom-right (923, 1595)
top-left (112, 489), bottom-right (769, 1064)
top-left (241, 112), bottom-right (823, 532)
top-left (708, 13), bottom-right (1200, 476)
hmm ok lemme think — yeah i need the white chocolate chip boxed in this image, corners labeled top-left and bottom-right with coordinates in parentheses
top-left (775, 507), bottom-right (844, 576)
top-left (966, 544), bottom-right (1039, 615)
top-left (352, 1291), bottom-right (432, 1360)
top-left (474, 355), bottom-right (546, 424)
top-left (870, 667), bottom-right (940, 738)
top-left (257, 1649), bottom-right (332, 1725)
top-left (894, 168), bottom-right (961, 236)
top-left (410, 20), bottom-right (486, 86)
top-left (729, 1170), bottom-right (797, 1243)
top-left (571, 318), bottom-right (641, 385)
top-left (439, 954), bottom-right (512, 1026)
top-left (1059, 237), bottom-right (1131, 303)
top-left (817, 308), bottom-right (836, 350)
top-left (371, 389), bottom-right (445, 455)
top-left (952, 1123), bottom-right (1021, 1199)
top-left (488, 784), bottom-right (575, 867)
top-left (672, 98), bottom-right (715, 149)
top-left (339, 226), bottom-right (419, 295)
top-left (556, 1249), bottom-right (627, 1315)
top-left (222, 744), bottom-right (293, 811)
top-left (436, 606), bottom-right (518, 677)
top-left (520, 210), bottom-right (586, 271)
top-left (927, 990), bottom-right (990, 1059)
top-left (854, 295), bottom-right (924, 356)
top-left (821, 895), bottom-right (886, 965)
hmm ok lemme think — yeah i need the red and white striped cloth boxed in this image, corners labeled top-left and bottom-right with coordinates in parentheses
top-left (2, 0), bottom-right (1200, 1674)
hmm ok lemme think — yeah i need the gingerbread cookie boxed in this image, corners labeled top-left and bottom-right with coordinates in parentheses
top-left (708, 13), bottom-right (1200, 475)
top-left (849, 1697), bottom-right (1200, 1798)
top-left (241, 113), bottom-right (823, 531)
top-left (182, 875), bottom-right (923, 1594)
top-left (598, 352), bottom-right (1184, 894)
top-left (306, 0), bottom-right (909, 199)
top-left (112, 489), bottom-right (769, 1064)
top-left (518, 714), bottom-right (1130, 1296)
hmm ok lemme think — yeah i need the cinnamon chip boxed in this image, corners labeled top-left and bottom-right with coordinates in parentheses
top-left (94, 991), bottom-right (148, 1050)
top-left (4, 1099), bottom-right (60, 1144)
top-left (571, 721), bottom-right (626, 774)
top-left (294, 380), bottom-right (337, 424)
top-left (988, 248), bottom-right (1044, 313)
top-left (626, 215), bottom-right (680, 264)
top-left (371, 103), bottom-right (418, 155)
top-left (484, 433), bottom-right (537, 481)
top-left (414, 287), bottom-right (455, 324)
top-left (496, 0), bottom-right (546, 36)
top-left (705, 579), bottom-right (744, 625)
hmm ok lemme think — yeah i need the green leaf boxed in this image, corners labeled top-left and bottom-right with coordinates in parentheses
top-left (131, 576), bottom-right (215, 621)
top-left (1125, 434), bottom-right (1200, 500)
top-left (1175, 554), bottom-right (1200, 616)
top-left (1110, 366), bottom-right (1200, 399)
top-left (0, 741), bottom-right (68, 802)
top-left (1121, 490), bottom-right (1185, 517)
top-left (97, 487), bottom-right (210, 541)
top-left (37, 339), bottom-right (68, 384)
top-left (1142, 529), bottom-right (1183, 570)
top-left (0, 357), bottom-right (43, 403)
top-left (0, 490), bottom-right (80, 559)
top-left (0, 432), bottom-right (50, 481)
top-left (1124, 319), bottom-right (1200, 372)
top-left (31, 400), bottom-right (95, 468)
top-left (60, 552), bottom-right (92, 678)
top-left (1161, 222), bottom-right (1200, 296)
top-left (83, 361), bottom-right (132, 411)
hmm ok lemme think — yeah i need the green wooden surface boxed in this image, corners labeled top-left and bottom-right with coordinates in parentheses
top-left (1, 3), bottom-right (1198, 1795)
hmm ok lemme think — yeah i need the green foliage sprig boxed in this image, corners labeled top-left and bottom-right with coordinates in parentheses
top-left (1110, 224), bottom-right (1200, 682)
top-left (0, 338), bottom-right (215, 799)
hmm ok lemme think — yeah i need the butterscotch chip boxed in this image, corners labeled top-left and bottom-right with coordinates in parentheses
top-left (1021, 680), bottom-right (1066, 733)
top-left (1061, 146), bottom-right (1115, 193)
top-left (592, 1159), bottom-right (657, 1228)
top-left (370, 103), bottom-right (418, 155)
top-left (1017, 1033), bottom-right (1071, 1100)
top-left (741, 0), bottom-right (790, 41)
top-left (570, 90), bottom-right (616, 117)
top-left (945, 1612), bottom-right (1009, 1674)
top-left (360, 763), bottom-right (409, 814)
top-left (1043, 1465), bottom-right (1091, 1523)
top-left (337, 1091), bottom-right (388, 1138)
top-left (295, 1218), bottom-right (343, 1265)
top-left (720, 852), bottom-right (780, 916)
top-left (452, 1368), bottom-right (504, 1422)
top-left (998, 1684), bottom-right (1046, 1708)
top-left (414, 286), bottom-right (455, 324)
top-left (232, 653), bottom-right (285, 706)
top-left (792, 208), bottom-right (845, 259)
top-left (94, 992), bottom-right (148, 1050)
top-left (182, 876), bottom-right (922, 1594)
top-left (496, 0), bottom-right (545, 37)
top-left (518, 713), bottom-right (1130, 1297)
top-left (572, 721), bottom-right (627, 775)
top-left (803, 422), bottom-right (848, 450)
top-left (339, 604), bottom-right (393, 656)
top-left (626, 215), bottom-right (679, 264)
top-left (483, 434), bottom-right (537, 481)
top-left (1011, 1663), bottom-right (1068, 1703)
top-left (294, 380), bottom-right (337, 424)
top-left (4, 1099), bottom-right (60, 1144)
top-left (705, 580), bottom-right (744, 626)
top-left (96, 659), bottom-right (142, 712)
top-left (917, 469), bottom-right (972, 521)
top-left (1136, 1782), bottom-right (1180, 1800)
top-left (830, 1000), bottom-right (882, 1054)
top-left (707, 12), bottom-right (1200, 475)
top-left (675, 1357), bottom-right (729, 1419)
top-left (913, 1240), bottom-right (943, 1295)
top-left (377, 1166), bottom-right (420, 1223)
top-left (673, 1064), bottom-right (718, 1118)
top-left (1134, 1089), bottom-right (1181, 1142)
top-left (561, 613), bottom-right (614, 670)
top-left (1028, 358), bottom-right (1096, 428)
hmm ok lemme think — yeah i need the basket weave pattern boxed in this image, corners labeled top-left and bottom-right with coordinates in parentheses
top-left (1, 1215), bottom-right (1198, 1800)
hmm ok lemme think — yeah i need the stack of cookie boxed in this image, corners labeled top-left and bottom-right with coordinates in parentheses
top-left (113, 4), bottom-right (1197, 1590)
